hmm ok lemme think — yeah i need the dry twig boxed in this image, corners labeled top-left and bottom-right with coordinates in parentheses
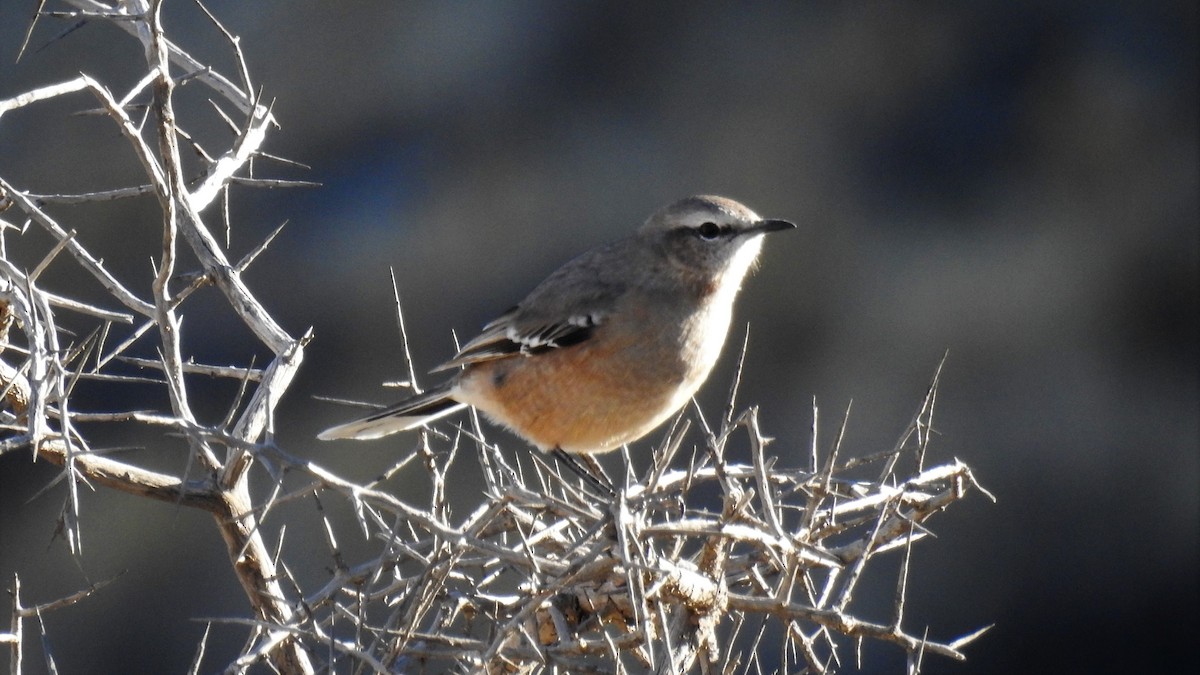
top-left (1, 2), bottom-right (990, 673)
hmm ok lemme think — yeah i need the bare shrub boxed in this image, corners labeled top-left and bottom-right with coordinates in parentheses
top-left (1, 2), bottom-right (990, 672)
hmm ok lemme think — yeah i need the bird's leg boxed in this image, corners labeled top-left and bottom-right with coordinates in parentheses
top-left (551, 448), bottom-right (615, 496)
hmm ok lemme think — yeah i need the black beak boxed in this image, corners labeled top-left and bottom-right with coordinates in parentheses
top-left (754, 219), bottom-right (796, 233)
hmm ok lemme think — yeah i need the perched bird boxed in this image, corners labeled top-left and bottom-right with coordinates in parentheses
top-left (319, 195), bottom-right (793, 454)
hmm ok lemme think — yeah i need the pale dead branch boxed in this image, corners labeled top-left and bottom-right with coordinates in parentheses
top-left (1, 2), bottom-right (989, 673)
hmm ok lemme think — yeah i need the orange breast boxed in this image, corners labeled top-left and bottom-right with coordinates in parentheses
top-left (454, 323), bottom-right (698, 454)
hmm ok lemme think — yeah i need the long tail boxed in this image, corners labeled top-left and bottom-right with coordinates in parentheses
top-left (317, 384), bottom-right (467, 441)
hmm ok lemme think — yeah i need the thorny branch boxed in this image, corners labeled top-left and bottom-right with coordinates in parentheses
top-left (257, 358), bottom-right (991, 673)
top-left (1, 2), bottom-right (991, 673)
top-left (3, 1), bottom-right (311, 672)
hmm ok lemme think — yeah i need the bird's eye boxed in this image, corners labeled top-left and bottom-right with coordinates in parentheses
top-left (697, 222), bottom-right (722, 240)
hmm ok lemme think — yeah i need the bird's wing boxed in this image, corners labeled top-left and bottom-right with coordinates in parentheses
top-left (430, 243), bottom-right (631, 372)
top-left (430, 307), bottom-right (607, 371)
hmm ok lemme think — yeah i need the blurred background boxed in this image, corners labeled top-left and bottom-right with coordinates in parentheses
top-left (1, 1), bottom-right (1195, 673)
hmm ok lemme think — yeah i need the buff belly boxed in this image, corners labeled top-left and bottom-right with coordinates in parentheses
top-left (454, 330), bottom-right (708, 454)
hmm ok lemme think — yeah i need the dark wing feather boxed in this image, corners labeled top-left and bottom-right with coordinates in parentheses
top-left (429, 239), bottom-right (633, 373)
top-left (431, 310), bottom-right (604, 372)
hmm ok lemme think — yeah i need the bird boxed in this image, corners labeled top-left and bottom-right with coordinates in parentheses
top-left (318, 195), bottom-right (794, 455)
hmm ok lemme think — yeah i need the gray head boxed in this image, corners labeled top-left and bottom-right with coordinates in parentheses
top-left (640, 195), bottom-right (795, 289)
